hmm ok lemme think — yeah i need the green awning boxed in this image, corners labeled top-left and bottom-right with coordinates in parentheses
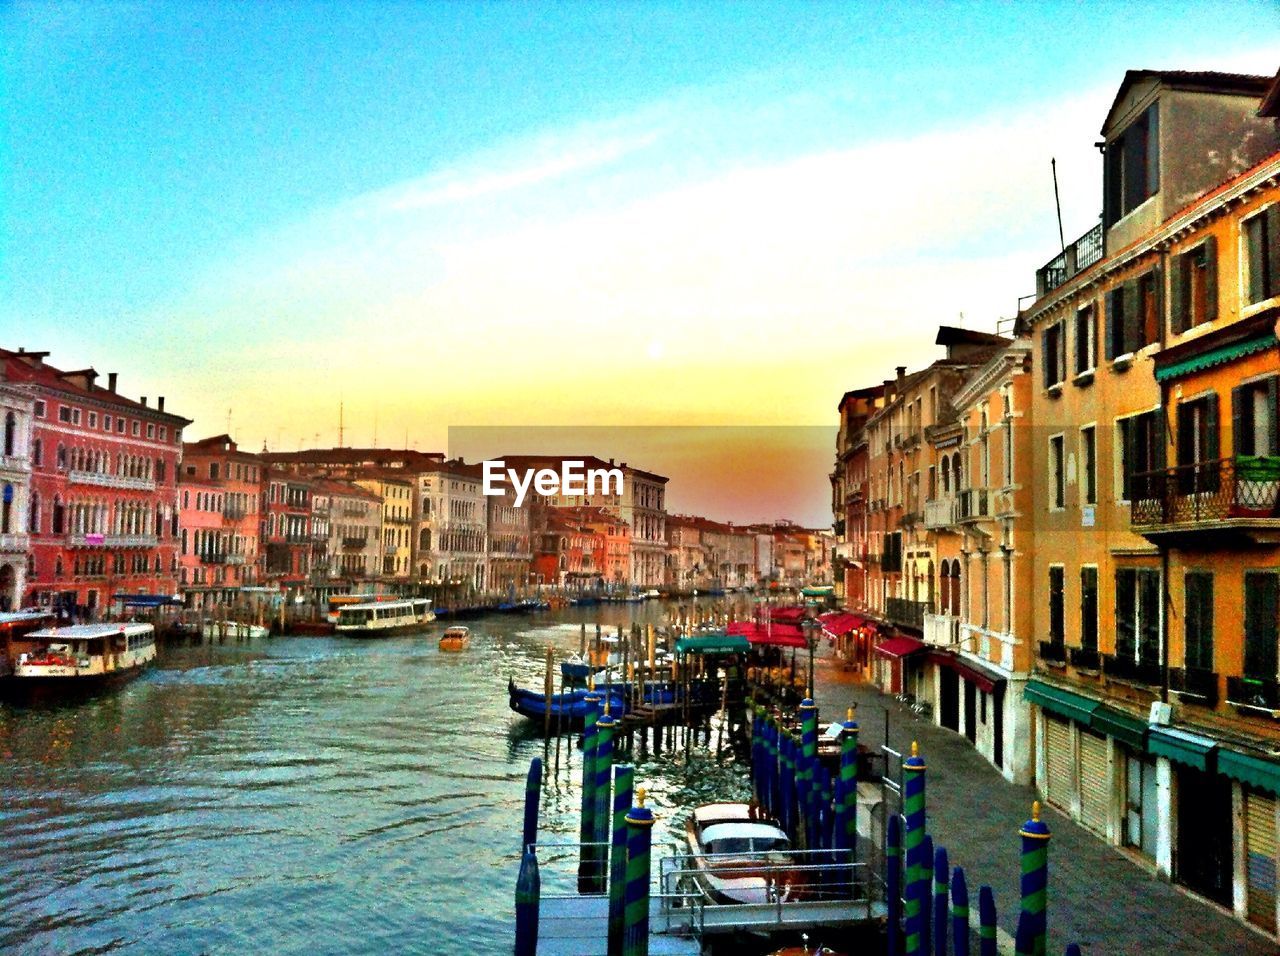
top-left (675, 633), bottom-right (750, 655)
top-left (1147, 727), bottom-right (1218, 770)
top-left (1154, 334), bottom-right (1274, 382)
top-left (1218, 748), bottom-right (1280, 795)
top-left (1024, 680), bottom-right (1101, 725)
top-left (1091, 706), bottom-right (1148, 750)
top-left (802, 586), bottom-right (834, 596)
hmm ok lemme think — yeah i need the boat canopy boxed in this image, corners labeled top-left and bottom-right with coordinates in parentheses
top-left (675, 633), bottom-right (750, 655)
top-left (700, 821), bottom-right (790, 848)
top-left (28, 623), bottom-right (153, 641)
top-left (118, 594), bottom-right (182, 608)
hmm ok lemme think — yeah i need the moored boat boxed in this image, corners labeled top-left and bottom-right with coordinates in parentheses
top-left (12, 622), bottom-right (156, 690)
top-left (334, 598), bottom-right (434, 637)
top-left (439, 626), bottom-right (471, 651)
top-left (200, 620), bottom-right (271, 641)
top-left (684, 802), bottom-right (795, 905)
top-left (507, 679), bottom-right (628, 728)
top-left (0, 610), bottom-right (58, 677)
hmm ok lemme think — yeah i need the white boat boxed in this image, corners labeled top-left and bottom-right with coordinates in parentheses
top-left (644, 589), bottom-right (661, 599)
top-left (200, 620), bottom-right (270, 641)
top-left (334, 598), bottom-right (434, 637)
top-left (13, 623), bottom-right (156, 688)
top-left (684, 802), bottom-right (795, 905)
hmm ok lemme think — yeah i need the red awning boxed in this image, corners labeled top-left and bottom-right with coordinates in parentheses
top-left (874, 636), bottom-right (926, 659)
top-left (928, 649), bottom-right (1004, 693)
top-left (766, 606), bottom-right (808, 623)
top-left (820, 612), bottom-right (865, 636)
top-left (727, 620), bottom-right (808, 648)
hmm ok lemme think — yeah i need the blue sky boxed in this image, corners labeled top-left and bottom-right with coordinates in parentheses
top-left (2, 0), bottom-right (1278, 523)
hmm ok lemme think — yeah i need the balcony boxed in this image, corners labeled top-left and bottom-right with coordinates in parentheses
top-left (1227, 676), bottom-right (1280, 712)
top-left (198, 552), bottom-right (228, 565)
top-left (69, 470), bottom-right (156, 491)
top-left (957, 488), bottom-right (990, 522)
top-left (878, 552), bottom-right (901, 574)
top-left (885, 597), bottom-right (931, 630)
top-left (1169, 667), bottom-right (1219, 707)
top-left (0, 454), bottom-right (31, 473)
top-left (1035, 221), bottom-right (1104, 296)
top-left (342, 535), bottom-right (368, 549)
top-left (226, 554), bottom-right (247, 565)
top-left (0, 532), bottom-right (29, 552)
top-left (222, 505), bottom-right (247, 521)
top-left (69, 533), bottom-right (158, 548)
top-left (923, 612), bottom-right (959, 647)
top-left (1038, 640), bottom-right (1067, 665)
top-left (1103, 653), bottom-right (1163, 687)
top-left (1131, 457), bottom-right (1280, 544)
top-left (1068, 646), bottom-right (1101, 671)
top-left (923, 497), bottom-right (958, 530)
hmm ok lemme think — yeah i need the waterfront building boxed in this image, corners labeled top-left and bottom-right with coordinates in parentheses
top-left (2, 349), bottom-right (189, 616)
top-left (0, 372), bottom-right (35, 610)
top-left (1020, 69), bottom-right (1280, 935)
top-left (532, 511), bottom-right (599, 591)
top-left (180, 435), bottom-right (262, 606)
top-left (261, 467), bottom-right (314, 599)
top-left (434, 460), bottom-right (487, 596)
top-left (665, 515), bottom-right (706, 591)
top-left (832, 386), bottom-right (886, 606)
top-left (353, 473), bottom-right (414, 586)
top-left (486, 480), bottom-right (532, 597)
top-left (262, 447), bottom-right (444, 476)
top-left (313, 479), bottom-right (381, 587)
top-left (753, 531), bottom-right (775, 587)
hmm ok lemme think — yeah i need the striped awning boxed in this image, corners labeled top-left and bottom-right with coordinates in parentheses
top-left (1218, 748), bottom-right (1280, 795)
top-left (1154, 333), bottom-right (1275, 382)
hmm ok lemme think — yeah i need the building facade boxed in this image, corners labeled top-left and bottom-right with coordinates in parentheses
top-left (180, 435), bottom-right (262, 606)
top-left (0, 374), bottom-right (34, 610)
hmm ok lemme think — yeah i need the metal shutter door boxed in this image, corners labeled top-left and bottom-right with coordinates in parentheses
top-left (1044, 715), bottom-right (1073, 811)
top-left (1078, 731), bottom-right (1109, 835)
top-left (1246, 790), bottom-right (1277, 932)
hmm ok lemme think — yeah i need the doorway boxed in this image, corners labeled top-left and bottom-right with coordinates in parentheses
top-left (1175, 765), bottom-right (1233, 905)
top-left (940, 667), bottom-right (959, 731)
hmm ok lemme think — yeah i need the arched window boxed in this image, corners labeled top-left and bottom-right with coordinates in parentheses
top-left (419, 528), bottom-right (431, 551)
top-left (28, 492), bottom-right (39, 533)
top-left (52, 496), bottom-right (64, 534)
top-left (941, 457), bottom-right (951, 495)
top-left (1, 483), bottom-right (11, 533)
top-left (3, 411), bottom-right (14, 457)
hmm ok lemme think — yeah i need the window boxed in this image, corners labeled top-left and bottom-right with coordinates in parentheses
top-left (34, 400), bottom-right (45, 418)
top-left (1233, 378), bottom-right (1278, 456)
top-left (1080, 567), bottom-right (1098, 651)
top-left (1105, 269), bottom-right (1161, 359)
top-left (71, 408), bottom-right (81, 425)
top-left (1049, 435), bottom-right (1065, 509)
top-left (1048, 566), bottom-right (1065, 645)
top-left (1170, 238), bottom-right (1218, 332)
top-left (87, 412), bottom-right (97, 428)
top-left (1176, 393), bottom-right (1220, 492)
top-left (1074, 303), bottom-right (1096, 375)
top-left (104, 414), bottom-right (112, 431)
top-left (1117, 411), bottom-right (1164, 501)
top-left (32, 439), bottom-right (41, 467)
top-left (1244, 571), bottom-right (1278, 681)
top-left (56, 444), bottom-right (67, 470)
top-left (1080, 426), bottom-right (1097, 505)
top-left (1184, 571), bottom-right (1214, 672)
top-left (1244, 205), bottom-right (1280, 306)
top-left (131, 421), bottom-right (139, 436)
top-left (1042, 322), bottom-right (1066, 388)
top-left (116, 418), bottom-right (125, 433)
top-left (1105, 102), bottom-right (1158, 227)
top-left (1115, 568), bottom-right (1162, 666)
top-left (58, 405), bottom-right (71, 423)
top-left (146, 423), bottom-right (155, 439)
top-left (159, 426), bottom-right (167, 440)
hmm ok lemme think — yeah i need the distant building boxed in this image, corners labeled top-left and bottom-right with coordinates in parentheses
top-left (0, 372), bottom-right (35, 610)
top-left (180, 435), bottom-right (263, 606)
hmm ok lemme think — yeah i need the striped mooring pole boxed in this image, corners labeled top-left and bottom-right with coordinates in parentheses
top-left (799, 698), bottom-right (818, 848)
top-left (932, 844), bottom-right (948, 956)
top-left (887, 811), bottom-right (903, 956)
top-left (608, 764), bottom-right (635, 956)
top-left (835, 706), bottom-right (859, 860)
top-left (592, 707), bottom-right (617, 895)
top-left (978, 885), bottom-right (998, 956)
top-left (1019, 801), bottom-right (1051, 956)
top-left (902, 741), bottom-right (927, 956)
top-left (577, 687), bottom-right (601, 893)
top-left (522, 757), bottom-right (542, 852)
top-left (623, 787), bottom-right (655, 956)
top-left (514, 846), bottom-right (540, 956)
top-left (950, 865), bottom-right (970, 956)
top-left (921, 834), bottom-right (934, 956)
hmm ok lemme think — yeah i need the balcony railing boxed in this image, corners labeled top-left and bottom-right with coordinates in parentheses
top-left (1131, 456), bottom-right (1280, 530)
top-left (885, 597), bottom-right (931, 630)
top-left (69, 533), bottom-right (158, 548)
top-left (923, 497), bottom-right (958, 530)
top-left (342, 535), bottom-right (368, 549)
top-left (0, 454), bottom-right (31, 472)
top-left (1038, 640), bottom-right (1067, 665)
top-left (879, 552), bottom-right (901, 574)
top-left (1169, 667), bottom-right (1219, 707)
top-left (1036, 221), bottom-right (1104, 296)
top-left (69, 470), bottom-right (156, 491)
top-left (923, 612), bottom-right (959, 647)
top-left (1103, 653), bottom-right (1163, 686)
top-left (226, 554), bottom-right (247, 565)
top-left (958, 488), bottom-right (990, 522)
top-left (0, 532), bottom-right (29, 552)
top-left (1227, 676), bottom-right (1280, 711)
top-left (222, 505), bottom-right (247, 521)
top-left (198, 552), bottom-right (228, 565)
top-left (1069, 646), bottom-right (1100, 671)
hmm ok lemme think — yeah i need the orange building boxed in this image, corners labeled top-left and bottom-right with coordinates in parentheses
top-left (180, 435), bottom-right (263, 606)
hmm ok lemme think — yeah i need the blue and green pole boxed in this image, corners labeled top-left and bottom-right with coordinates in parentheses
top-left (608, 764), bottom-right (635, 956)
top-left (514, 847), bottom-right (540, 956)
top-left (799, 698), bottom-right (818, 848)
top-left (1019, 801), bottom-right (1051, 956)
top-left (902, 741), bottom-right (927, 956)
top-left (577, 686), bottom-right (601, 893)
top-left (978, 885), bottom-right (997, 956)
top-left (951, 865), bottom-right (970, 956)
top-left (623, 787), bottom-right (656, 956)
top-left (933, 844), bottom-right (949, 956)
top-left (522, 756), bottom-right (542, 852)
top-left (592, 707), bottom-right (617, 894)
top-left (887, 812), bottom-right (903, 956)
top-left (921, 834), bottom-right (934, 956)
top-left (835, 706), bottom-right (859, 861)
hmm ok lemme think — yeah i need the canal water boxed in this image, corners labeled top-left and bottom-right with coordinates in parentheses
top-left (0, 603), bottom-right (753, 955)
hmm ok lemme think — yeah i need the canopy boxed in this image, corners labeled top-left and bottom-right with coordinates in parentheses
top-left (1148, 726), bottom-right (1217, 771)
top-left (118, 594), bottom-right (182, 608)
top-left (927, 649), bottom-right (1003, 693)
top-left (765, 606), bottom-right (808, 623)
top-left (819, 612), bottom-right (866, 636)
top-left (1024, 679), bottom-right (1101, 725)
top-left (1218, 748), bottom-right (1280, 795)
top-left (675, 633), bottom-right (751, 655)
top-left (801, 586), bottom-right (834, 597)
top-left (726, 620), bottom-right (808, 648)
top-left (873, 636), bottom-right (926, 659)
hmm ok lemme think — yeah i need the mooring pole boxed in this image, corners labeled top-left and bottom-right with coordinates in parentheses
top-left (622, 788), bottom-right (655, 956)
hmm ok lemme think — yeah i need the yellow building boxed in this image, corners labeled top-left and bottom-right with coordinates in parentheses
top-left (354, 473), bottom-right (414, 585)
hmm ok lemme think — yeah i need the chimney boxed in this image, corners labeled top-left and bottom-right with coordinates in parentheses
top-left (158, 396), bottom-right (165, 412)
top-left (896, 366), bottom-right (906, 387)
top-left (108, 372), bottom-right (117, 392)
top-left (140, 396), bottom-right (147, 407)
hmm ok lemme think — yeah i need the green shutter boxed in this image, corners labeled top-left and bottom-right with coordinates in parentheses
top-left (1123, 279), bottom-right (1141, 354)
top-left (1234, 384), bottom-right (1251, 457)
top-left (1105, 288), bottom-right (1119, 360)
top-left (1267, 205), bottom-right (1280, 301)
top-left (1249, 215), bottom-right (1268, 304)
top-left (1202, 236), bottom-right (1218, 323)
top-left (1170, 251), bottom-right (1189, 334)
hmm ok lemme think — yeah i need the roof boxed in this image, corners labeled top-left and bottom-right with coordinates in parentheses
top-left (0, 347), bottom-right (192, 425)
top-left (309, 478), bottom-right (383, 501)
top-left (184, 435), bottom-right (261, 461)
top-left (261, 447), bottom-right (444, 468)
top-left (934, 326), bottom-right (1010, 348)
top-left (29, 622), bottom-right (154, 639)
top-left (1260, 68), bottom-right (1280, 118)
top-left (699, 821), bottom-right (789, 845)
top-left (1102, 69), bottom-right (1274, 134)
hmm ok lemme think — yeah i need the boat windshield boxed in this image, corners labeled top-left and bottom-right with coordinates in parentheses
top-left (707, 836), bottom-right (790, 855)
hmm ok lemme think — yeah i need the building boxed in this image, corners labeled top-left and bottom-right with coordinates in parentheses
top-left (832, 386), bottom-right (886, 605)
top-left (2, 349), bottom-right (190, 616)
top-left (1020, 70), bottom-right (1280, 936)
top-left (353, 473), bottom-right (414, 585)
top-left (180, 435), bottom-right (263, 606)
top-left (313, 479), bottom-right (381, 588)
top-left (261, 467), bottom-right (314, 597)
top-left (0, 373), bottom-right (35, 610)
top-left (486, 480), bottom-right (532, 597)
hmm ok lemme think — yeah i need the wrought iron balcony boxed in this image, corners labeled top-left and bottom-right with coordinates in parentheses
top-left (1169, 667), bottom-right (1219, 707)
top-left (1103, 653), bottom-right (1163, 686)
top-left (342, 535), bottom-right (368, 549)
top-left (958, 488), bottom-right (990, 522)
top-left (69, 470), bottom-right (156, 491)
top-left (1038, 640), bottom-right (1067, 665)
top-left (226, 554), bottom-right (247, 565)
top-left (0, 454), bottom-right (31, 472)
top-left (1035, 221), bottom-right (1104, 296)
top-left (199, 552), bottom-right (228, 565)
top-left (885, 597), bottom-right (931, 630)
top-left (222, 504), bottom-right (247, 521)
top-left (69, 533), bottom-right (158, 548)
top-left (1131, 457), bottom-right (1280, 540)
top-left (923, 497), bottom-right (958, 530)
top-left (1069, 646), bottom-right (1100, 671)
top-left (1227, 675), bottom-right (1280, 711)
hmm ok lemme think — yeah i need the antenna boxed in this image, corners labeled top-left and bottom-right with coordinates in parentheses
top-left (1051, 157), bottom-right (1065, 254)
top-left (373, 409), bottom-right (378, 448)
top-left (339, 401), bottom-right (345, 447)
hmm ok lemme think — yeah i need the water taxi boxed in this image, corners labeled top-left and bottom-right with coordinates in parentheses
top-left (439, 626), bottom-right (470, 651)
top-left (326, 592), bottom-right (399, 624)
top-left (13, 623), bottom-right (156, 688)
top-left (684, 802), bottom-right (795, 905)
top-left (334, 598), bottom-right (434, 637)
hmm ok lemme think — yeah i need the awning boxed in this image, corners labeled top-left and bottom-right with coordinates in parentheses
top-left (802, 586), bottom-right (834, 597)
top-left (1148, 726), bottom-right (1218, 771)
top-left (875, 636), bottom-right (926, 659)
top-left (675, 634), bottom-right (751, 655)
top-left (117, 594), bottom-right (182, 608)
top-left (1091, 706), bottom-right (1148, 750)
top-left (1218, 748), bottom-right (1280, 795)
top-left (1154, 333), bottom-right (1275, 382)
top-left (820, 612), bottom-right (866, 636)
top-left (928, 650), bottom-right (1003, 693)
top-left (1024, 679), bottom-right (1101, 725)
top-left (726, 620), bottom-right (808, 648)
top-left (766, 606), bottom-right (808, 624)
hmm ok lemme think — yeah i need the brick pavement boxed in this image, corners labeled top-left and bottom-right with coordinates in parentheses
top-left (811, 656), bottom-right (1275, 956)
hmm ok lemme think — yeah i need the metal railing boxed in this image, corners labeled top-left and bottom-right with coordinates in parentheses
top-left (69, 533), bottom-right (158, 548)
top-left (0, 532), bottom-right (29, 552)
top-left (1103, 653), bottom-right (1162, 686)
top-left (1131, 457), bottom-right (1280, 528)
top-left (923, 612), bottom-right (959, 647)
top-left (342, 535), bottom-right (368, 549)
top-left (1169, 667), bottom-right (1218, 706)
top-left (1036, 221), bottom-right (1104, 295)
top-left (0, 454), bottom-right (31, 472)
top-left (68, 470), bottom-right (156, 491)
top-left (958, 487), bottom-right (989, 522)
top-left (1227, 676), bottom-right (1280, 711)
top-left (1069, 646), bottom-right (1100, 671)
top-left (885, 597), bottom-right (931, 630)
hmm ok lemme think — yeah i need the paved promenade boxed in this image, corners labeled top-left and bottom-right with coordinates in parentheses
top-left (811, 656), bottom-right (1274, 956)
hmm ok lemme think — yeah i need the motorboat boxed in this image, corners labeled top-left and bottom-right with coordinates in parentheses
top-left (200, 620), bottom-right (270, 641)
top-left (439, 626), bottom-right (471, 651)
top-left (12, 623), bottom-right (156, 689)
top-left (684, 802), bottom-right (795, 905)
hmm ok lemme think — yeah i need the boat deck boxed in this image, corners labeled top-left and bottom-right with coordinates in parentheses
top-left (537, 896), bottom-right (700, 955)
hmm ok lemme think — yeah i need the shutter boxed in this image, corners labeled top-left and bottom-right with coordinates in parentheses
top-left (1248, 215), bottom-right (1268, 304)
top-left (1042, 329), bottom-right (1052, 388)
top-left (1234, 385), bottom-right (1250, 457)
top-left (1170, 251), bottom-right (1189, 334)
top-left (1145, 104), bottom-right (1160, 197)
top-left (1151, 262), bottom-right (1164, 345)
top-left (1267, 205), bottom-right (1280, 301)
top-left (1245, 789), bottom-right (1277, 932)
top-left (1078, 731), bottom-right (1110, 835)
top-left (1119, 417), bottom-right (1134, 500)
top-left (1122, 279), bottom-right (1140, 354)
top-left (1177, 402), bottom-right (1193, 468)
top-left (1044, 715), bottom-right (1074, 812)
top-left (1206, 392), bottom-right (1220, 473)
top-left (1105, 289), bottom-right (1119, 360)
top-left (1202, 236), bottom-right (1218, 323)
top-left (1153, 411), bottom-right (1167, 472)
top-left (1268, 377), bottom-right (1279, 457)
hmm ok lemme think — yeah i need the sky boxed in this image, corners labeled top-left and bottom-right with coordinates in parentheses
top-left (3, 1), bottom-right (1278, 525)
